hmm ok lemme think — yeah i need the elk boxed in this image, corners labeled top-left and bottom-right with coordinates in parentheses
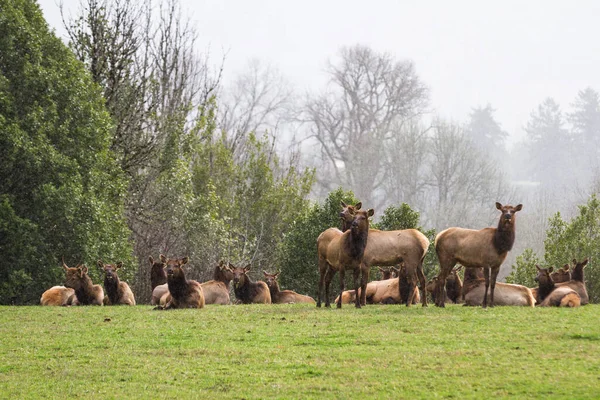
top-left (40, 286), bottom-right (76, 306)
top-left (333, 202), bottom-right (430, 307)
top-left (317, 208), bottom-right (373, 308)
top-left (200, 261), bottom-right (234, 305)
top-left (462, 267), bottom-right (535, 307)
top-left (535, 266), bottom-right (581, 307)
top-left (392, 264), bottom-right (421, 304)
top-left (434, 202), bottom-right (523, 307)
top-left (149, 256), bottom-right (167, 290)
top-left (555, 258), bottom-right (589, 305)
top-left (263, 271), bottom-right (315, 304)
top-left (231, 264), bottom-right (271, 304)
top-left (98, 261), bottom-right (136, 305)
top-left (155, 255), bottom-right (204, 309)
top-left (62, 260), bottom-right (104, 306)
top-left (550, 264), bottom-right (571, 283)
top-left (378, 267), bottom-right (394, 280)
top-left (425, 266), bottom-right (462, 304)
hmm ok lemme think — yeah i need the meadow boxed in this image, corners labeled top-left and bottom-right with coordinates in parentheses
top-left (1, 304), bottom-right (599, 399)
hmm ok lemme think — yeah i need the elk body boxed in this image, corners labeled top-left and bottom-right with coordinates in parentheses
top-left (434, 202), bottom-right (523, 307)
top-left (317, 207), bottom-right (373, 308)
top-left (462, 267), bottom-right (535, 307)
top-left (156, 255), bottom-right (204, 309)
top-left (200, 261), bottom-right (234, 305)
top-left (40, 286), bottom-right (76, 306)
top-left (535, 266), bottom-right (581, 307)
top-left (232, 265), bottom-right (271, 304)
top-left (63, 262), bottom-right (104, 306)
top-left (263, 271), bottom-right (315, 304)
top-left (99, 261), bottom-right (136, 305)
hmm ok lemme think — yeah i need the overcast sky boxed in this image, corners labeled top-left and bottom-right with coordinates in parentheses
top-left (39, 0), bottom-right (600, 147)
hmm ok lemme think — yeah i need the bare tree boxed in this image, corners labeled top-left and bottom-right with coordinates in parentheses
top-left (304, 44), bottom-right (429, 209)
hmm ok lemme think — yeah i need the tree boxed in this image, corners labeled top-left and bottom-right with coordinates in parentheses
top-left (304, 44), bottom-right (429, 210)
top-left (505, 248), bottom-right (542, 288)
top-left (424, 119), bottom-right (508, 230)
top-left (0, 0), bottom-right (133, 304)
top-left (466, 104), bottom-right (509, 160)
top-left (524, 98), bottom-right (571, 186)
top-left (567, 87), bottom-right (600, 185)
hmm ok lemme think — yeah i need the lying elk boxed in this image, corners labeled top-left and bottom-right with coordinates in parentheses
top-left (232, 264), bottom-right (271, 304)
top-left (317, 207), bottom-right (373, 308)
top-left (555, 258), bottom-right (589, 305)
top-left (393, 264), bottom-right (421, 305)
top-left (99, 261), bottom-right (136, 305)
top-left (435, 202), bottom-right (523, 307)
top-left (201, 261), bottom-right (235, 305)
top-left (425, 266), bottom-right (463, 304)
top-left (263, 271), bottom-right (315, 304)
top-left (336, 202), bottom-right (430, 307)
top-left (63, 260), bottom-right (104, 306)
top-left (155, 255), bottom-right (204, 309)
top-left (535, 266), bottom-right (581, 307)
top-left (462, 267), bottom-right (535, 306)
top-left (551, 264), bottom-right (571, 283)
top-left (40, 286), bottom-right (76, 306)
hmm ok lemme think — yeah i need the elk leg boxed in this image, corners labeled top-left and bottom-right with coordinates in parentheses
top-left (324, 267), bottom-right (334, 308)
top-left (489, 267), bottom-right (499, 307)
top-left (360, 267), bottom-right (368, 306)
top-left (483, 268), bottom-right (490, 308)
top-left (317, 264), bottom-right (326, 308)
top-left (406, 271), bottom-right (415, 307)
top-left (353, 268), bottom-right (361, 309)
top-left (337, 268), bottom-right (345, 309)
top-left (417, 262), bottom-right (428, 307)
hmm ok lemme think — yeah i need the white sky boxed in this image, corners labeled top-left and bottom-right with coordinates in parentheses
top-left (39, 0), bottom-right (600, 147)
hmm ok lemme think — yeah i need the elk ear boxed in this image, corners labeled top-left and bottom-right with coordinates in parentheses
top-left (582, 258), bottom-right (589, 266)
top-left (97, 260), bottom-right (104, 269)
top-left (181, 257), bottom-right (189, 265)
top-left (148, 256), bottom-right (154, 265)
top-left (81, 265), bottom-right (88, 276)
top-left (535, 265), bottom-right (541, 272)
top-left (159, 254), bottom-right (167, 263)
top-left (62, 263), bottom-right (68, 271)
top-left (341, 201), bottom-right (347, 208)
top-left (514, 204), bottom-right (523, 212)
top-left (263, 270), bottom-right (269, 276)
top-left (548, 267), bottom-right (554, 273)
top-left (495, 202), bottom-right (503, 210)
top-left (391, 266), bottom-right (399, 273)
top-left (563, 264), bottom-right (570, 271)
top-left (355, 202), bottom-right (362, 210)
top-left (116, 262), bottom-right (123, 269)
top-left (367, 209), bottom-right (374, 217)
top-left (244, 264), bottom-right (251, 272)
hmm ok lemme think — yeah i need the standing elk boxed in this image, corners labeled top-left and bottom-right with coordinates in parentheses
top-left (434, 202), bottom-right (523, 307)
top-left (63, 261), bottom-right (104, 306)
top-left (333, 202), bottom-right (430, 307)
top-left (231, 264), bottom-right (271, 304)
top-left (318, 208), bottom-right (373, 308)
top-left (535, 265), bottom-right (581, 307)
top-left (263, 271), bottom-right (315, 304)
top-left (201, 261), bottom-right (235, 305)
top-left (99, 261), bottom-right (136, 305)
top-left (462, 267), bottom-right (535, 307)
top-left (40, 286), bottom-right (76, 306)
top-left (155, 255), bottom-right (204, 309)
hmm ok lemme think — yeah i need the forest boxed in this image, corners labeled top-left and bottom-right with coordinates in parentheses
top-left (1, 0), bottom-right (599, 304)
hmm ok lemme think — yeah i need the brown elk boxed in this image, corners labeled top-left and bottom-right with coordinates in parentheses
top-left (434, 202), bottom-right (523, 307)
top-left (392, 264), bottom-right (421, 304)
top-left (551, 264), bottom-right (571, 283)
top-left (334, 202), bottom-right (430, 307)
top-left (318, 208), bottom-right (374, 308)
top-left (98, 261), bottom-right (136, 305)
top-left (149, 256), bottom-right (167, 290)
top-left (263, 271), bottom-right (316, 304)
top-left (200, 261), bottom-right (235, 305)
top-left (63, 261), bottom-right (104, 306)
top-left (378, 267), bottom-right (394, 280)
top-left (40, 286), bottom-right (76, 306)
top-left (555, 258), bottom-right (589, 305)
top-left (425, 266), bottom-right (463, 304)
top-left (155, 255), bottom-right (204, 309)
top-left (231, 264), bottom-right (271, 304)
top-left (462, 267), bottom-right (535, 307)
top-left (535, 266), bottom-right (581, 307)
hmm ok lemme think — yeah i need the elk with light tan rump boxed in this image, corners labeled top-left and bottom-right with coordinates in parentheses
top-left (263, 271), bottom-right (315, 304)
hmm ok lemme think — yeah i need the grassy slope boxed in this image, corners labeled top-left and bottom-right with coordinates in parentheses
top-left (0, 304), bottom-right (599, 399)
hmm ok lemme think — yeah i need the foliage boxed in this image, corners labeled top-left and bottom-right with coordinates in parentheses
top-left (505, 248), bottom-right (542, 288)
top-left (543, 195), bottom-right (600, 302)
top-left (1, 305), bottom-right (600, 398)
top-left (0, 0), bottom-right (133, 304)
top-left (276, 188), bottom-right (359, 297)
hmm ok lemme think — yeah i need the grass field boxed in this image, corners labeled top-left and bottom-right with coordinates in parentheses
top-left (1, 304), bottom-right (599, 399)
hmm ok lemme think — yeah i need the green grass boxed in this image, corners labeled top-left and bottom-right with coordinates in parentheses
top-left (1, 304), bottom-right (599, 399)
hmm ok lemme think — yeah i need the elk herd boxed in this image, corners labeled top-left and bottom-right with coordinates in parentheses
top-left (40, 201), bottom-right (591, 310)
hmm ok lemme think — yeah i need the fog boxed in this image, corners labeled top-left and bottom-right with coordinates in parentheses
top-left (39, 0), bottom-right (600, 275)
